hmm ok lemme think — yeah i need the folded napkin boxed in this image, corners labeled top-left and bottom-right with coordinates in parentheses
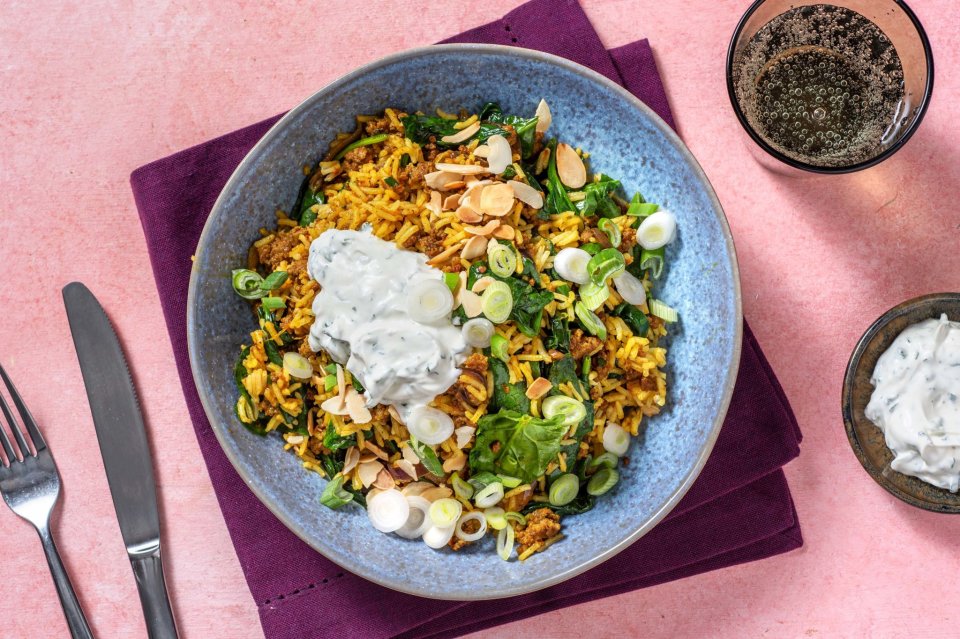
top-left (131, 1), bottom-right (803, 637)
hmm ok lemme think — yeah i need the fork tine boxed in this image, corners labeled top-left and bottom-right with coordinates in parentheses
top-left (0, 364), bottom-right (44, 453)
top-left (0, 411), bottom-right (15, 464)
top-left (0, 386), bottom-right (31, 458)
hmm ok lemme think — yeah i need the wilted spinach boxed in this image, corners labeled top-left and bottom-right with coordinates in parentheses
top-left (545, 316), bottom-right (571, 352)
top-left (479, 102), bottom-right (539, 159)
top-left (469, 410), bottom-right (567, 482)
top-left (613, 302), bottom-right (650, 337)
top-left (322, 425), bottom-right (356, 452)
top-left (410, 438), bottom-right (445, 477)
top-left (489, 358), bottom-right (530, 414)
top-left (542, 138), bottom-right (576, 216)
top-left (575, 174), bottom-right (622, 218)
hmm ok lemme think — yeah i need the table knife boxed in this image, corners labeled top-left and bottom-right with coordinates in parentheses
top-left (63, 282), bottom-right (180, 639)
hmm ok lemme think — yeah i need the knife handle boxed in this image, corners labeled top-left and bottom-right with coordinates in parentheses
top-left (130, 549), bottom-right (179, 639)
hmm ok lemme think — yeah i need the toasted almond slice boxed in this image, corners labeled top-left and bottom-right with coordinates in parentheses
top-left (401, 481), bottom-right (434, 497)
top-left (373, 468), bottom-right (396, 490)
top-left (440, 180), bottom-right (465, 191)
top-left (556, 143), bottom-right (586, 188)
top-left (335, 364), bottom-right (346, 402)
top-left (424, 170), bottom-right (459, 190)
top-left (535, 99), bottom-right (552, 134)
top-left (401, 444), bottom-right (420, 465)
top-left (421, 486), bottom-right (454, 501)
top-left (479, 182), bottom-right (515, 217)
top-left (365, 441), bottom-right (390, 461)
top-left (461, 235), bottom-right (488, 260)
top-left (357, 460), bottom-right (384, 488)
top-left (452, 270), bottom-right (468, 307)
top-left (508, 180), bottom-right (544, 209)
top-left (471, 276), bottom-right (496, 293)
top-left (425, 190), bottom-right (442, 216)
top-left (460, 289), bottom-right (484, 318)
top-left (454, 426), bottom-right (476, 449)
top-left (358, 451), bottom-right (378, 463)
top-left (388, 405), bottom-right (404, 424)
top-left (442, 193), bottom-right (461, 211)
top-left (320, 394), bottom-right (350, 416)
top-left (459, 179), bottom-right (492, 206)
top-left (525, 377), bottom-right (554, 400)
top-left (396, 459), bottom-right (418, 481)
top-left (427, 240), bottom-right (466, 266)
top-left (492, 224), bottom-right (516, 240)
top-left (456, 205), bottom-right (483, 224)
top-left (485, 134), bottom-right (513, 174)
top-left (342, 446), bottom-right (360, 474)
top-left (435, 162), bottom-right (489, 175)
top-left (345, 388), bottom-right (372, 424)
top-left (464, 220), bottom-right (501, 236)
top-left (440, 121), bottom-right (481, 144)
top-left (442, 452), bottom-right (467, 473)
top-left (473, 144), bottom-right (490, 158)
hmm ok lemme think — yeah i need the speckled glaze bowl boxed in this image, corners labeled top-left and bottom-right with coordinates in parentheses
top-left (187, 44), bottom-right (742, 599)
top-left (842, 293), bottom-right (960, 513)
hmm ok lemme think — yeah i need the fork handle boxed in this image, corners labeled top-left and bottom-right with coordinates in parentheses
top-left (38, 527), bottom-right (94, 639)
top-left (130, 549), bottom-right (179, 639)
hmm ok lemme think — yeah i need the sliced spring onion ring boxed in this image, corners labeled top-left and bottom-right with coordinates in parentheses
top-left (423, 525), bottom-right (455, 549)
top-left (443, 272), bottom-right (461, 292)
top-left (451, 473), bottom-right (475, 501)
top-left (612, 271), bottom-right (647, 305)
top-left (553, 247), bottom-right (591, 284)
top-left (474, 481), bottom-right (505, 508)
top-left (587, 467), bottom-right (620, 496)
top-left (324, 363), bottom-right (338, 374)
top-left (462, 318), bottom-right (495, 348)
top-left (648, 299), bottom-right (679, 323)
top-left (484, 507), bottom-right (507, 530)
top-left (497, 475), bottom-right (522, 489)
top-left (261, 296), bottom-right (285, 310)
top-left (232, 269), bottom-right (264, 300)
top-left (598, 218), bottom-right (622, 248)
top-left (367, 489), bottom-right (410, 533)
top-left (282, 352), bottom-right (314, 380)
top-left (636, 210), bottom-right (677, 250)
top-left (575, 301), bottom-right (607, 340)
top-left (334, 133), bottom-right (389, 160)
top-left (429, 498), bottom-right (463, 528)
top-left (407, 278), bottom-right (455, 324)
top-left (323, 374), bottom-right (337, 392)
top-left (487, 240), bottom-right (518, 278)
top-left (395, 496), bottom-right (432, 539)
top-left (602, 423), bottom-right (630, 456)
top-left (406, 406), bottom-right (455, 446)
top-left (481, 281), bottom-right (513, 323)
top-left (579, 281), bottom-right (609, 311)
top-left (548, 473), bottom-right (580, 506)
top-left (639, 247), bottom-right (665, 279)
top-left (541, 395), bottom-right (587, 427)
top-left (490, 334), bottom-right (510, 361)
top-left (504, 511), bottom-right (526, 526)
top-left (627, 198), bottom-right (659, 219)
top-left (455, 511), bottom-right (488, 542)
top-left (496, 523), bottom-right (515, 561)
top-left (589, 451), bottom-right (619, 470)
top-left (586, 248), bottom-right (626, 285)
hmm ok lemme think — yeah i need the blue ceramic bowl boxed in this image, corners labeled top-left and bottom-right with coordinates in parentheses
top-left (188, 44), bottom-right (742, 600)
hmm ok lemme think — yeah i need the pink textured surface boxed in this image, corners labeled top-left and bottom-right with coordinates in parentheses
top-left (0, 1), bottom-right (957, 637)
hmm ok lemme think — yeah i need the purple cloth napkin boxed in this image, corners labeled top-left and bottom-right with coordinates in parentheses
top-left (130, 2), bottom-right (803, 637)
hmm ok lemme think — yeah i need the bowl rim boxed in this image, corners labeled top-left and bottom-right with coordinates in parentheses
top-left (841, 291), bottom-right (960, 513)
top-left (187, 42), bottom-right (743, 599)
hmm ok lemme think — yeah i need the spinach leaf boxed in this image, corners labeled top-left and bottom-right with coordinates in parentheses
top-left (545, 316), bottom-right (571, 352)
top-left (489, 358), bottom-right (530, 414)
top-left (576, 175), bottom-right (622, 218)
top-left (467, 470), bottom-right (500, 492)
top-left (410, 438), bottom-right (445, 477)
top-left (542, 139), bottom-right (576, 216)
top-left (502, 276), bottom-right (553, 337)
top-left (547, 354), bottom-right (587, 397)
top-left (469, 410), bottom-right (566, 483)
top-left (257, 305), bottom-right (293, 346)
top-left (547, 355), bottom-right (595, 464)
top-left (400, 113), bottom-right (504, 147)
top-left (613, 302), bottom-right (650, 337)
top-left (293, 174), bottom-right (324, 226)
top-left (233, 347), bottom-right (268, 436)
top-left (523, 492), bottom-right (596, 516)
top-left (467, 261), bottom-right (487, 289)
top-left (477, 102), bottom-right (539, 158)
top-left (318, 453), bottom-right (343, 479)
top-left (320, 475), bottom-right (354, 509)
top-left (281, 385), bottom-right (309, 435)
top-left (322, 425), bottom-right (356, 452)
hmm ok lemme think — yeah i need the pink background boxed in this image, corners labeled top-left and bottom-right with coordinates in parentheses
top-left (1, 1), bottom-right (958, 637)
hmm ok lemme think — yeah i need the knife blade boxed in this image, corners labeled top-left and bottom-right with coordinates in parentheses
top-left (63, 282), bottom-right (179, 639)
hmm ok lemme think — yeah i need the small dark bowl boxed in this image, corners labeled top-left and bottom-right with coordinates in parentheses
top-left (842, 292), bottom-right (960, 513)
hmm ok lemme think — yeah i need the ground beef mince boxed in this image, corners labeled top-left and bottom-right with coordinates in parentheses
top-left (415, 230), bottom-right (446, 257)
top-left (257, 230), bottom-right (304, 270)
top-left (620, 227), bottom-right (638, 251)
top-left (340, 145), bottom-right (374, 172)
top-left (570, 328), bottom-right (603, 360)
top-left (516, 508), bottom-right (561, 555)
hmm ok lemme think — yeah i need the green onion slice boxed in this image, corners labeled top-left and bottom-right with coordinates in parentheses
top-left (232, 269), bottom-right (264, 300)
top-left (648, 299), bottom-right (679, 323)
top-left (484, 507), bottom-right (507, 530)
top-left (474, 481), bottom-right (505, 508)
top-left (541, 395), bottom-right (587, 427)
top-left (429, 498), bottom-right (463, 528)
top-left (586, 248), bottom-right (625, 285)
top-left (443, 272), bottom-right (460, 292)
top-left (579, 242), bottom-right (602, 256)
top-left (598, 218), bottom-right (622, 248)
top-left (628, 201), bottom-right (659, 218)
top-left (639, 247), bottom-right (665, 279)
top-left (548, 473), bottom-right (580, 506)
top-left (452, 473), bottom-right (474, 501)
top-left (320, 475), bottom-right (353, 509)
top-left (324, 363), bottom-right (338, 374)
top-left (497, 474), bottom-right (522, 489)
top-left (334, 133), bottom-right (389, 160)
top-left (323, 375), bottom-right (337, 392)
top-left (282, 352), bottom-right (313, 380)
top-left (504, 511), bottom-right (527, 526)
top-left (575, 301), bottom-right (607, 340)
top-left (589, 452), bottom-right (619, 470)
top-left (579, 281), bottom-right (609, 311)
top-left (261, 270), bottom-right (289, 291)
top-left (497, 523), bottom-right (515, 561)
top-left (481, 281), bottom-right (513, 323)
top-left (261, 296), bottom-right (285, 310)
top-left (487, 240), bottom-right (518, 278)
top-left (490, 334), bottom-right (510, 362)
top-left (586, 467), bottom-right (620, 496)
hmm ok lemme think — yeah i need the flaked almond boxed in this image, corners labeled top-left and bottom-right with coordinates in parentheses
top-left (426, 240), bottom-right (465, 266)
top-left (535, 99), bottom-right (552, 134)
top-left (452, 270), bottom-right (468, 307)
top-left (454, 426), bottom-right (476, 449)
top-left (440, 180), bottom-right (465, 191)
top-left (396, 459), bottom-right (418, 480)
top-left (471, 276), bottom-right (496, 293)
top-left (336, 364), bottom-right (346, 401)
top-left (508, 180), bottom-right (544, 209)
top-left (484, 134), bottom-right (513, 174)
top-left (434, 162), bottom-right (489, 175)
top-left (401, 481), bottom-right (434, 497)
top-left (440, 121), bottom-right (481, 144)
top-left (442, 452), bottom-right (467, 473)
top-left (460, 289), bottom-right (484, 318)
top-left (342, 446), bottom-right (360, 474)
top-left (455, 205), bottom-right (483, 224)
top-left (421, 486), bottom-right (454, 501)
top-left (373, 468), bottom-right (396, 490)
top-left (492, 225), bottom-right (516, 241)
top-left (464, 220), bottom-right (501, 236)
top-left (345, 388), bottom-right (372, 424)
top-left (357, 460), bottom-right (384, 488)
top-left (358, 451), bottom-right (378, 463)
top-left (401, 444), bottom-right (420, 465)
top-left (473, 144), bottom-right (490, 158)
top-left (556, 143), bottom-right (586, 188)
top-left (442, 193), bottom-right (461, 211)
top-left (365, 441), bottom-right (389, 461)
top-left (458, 179), bottom-right (492, 206)
top-left (479, 182), bottom-right (515, 217)
top-left (320, 394), bottom-right (349, 416)
top-left (388, 405), bottom-right (404, 425)
top-left (425, 190), bottom-right (442, 216)
top-left (525, 376), bottom-right (554, 400)
top-left (461, 235), bottom-right (488, 260)
top-left (286, 434), bottom-right (305, 445)
top-left (464, 175), bottom-right (480, 187)
top-left (424, 170), bottom-right (459, 190)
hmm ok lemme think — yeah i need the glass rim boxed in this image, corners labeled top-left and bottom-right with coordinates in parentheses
top-left (725, 0), bottom-right (935, 174)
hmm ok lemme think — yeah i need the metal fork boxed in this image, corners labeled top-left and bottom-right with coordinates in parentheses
top-left (0, 364), bottom-right (94, 639)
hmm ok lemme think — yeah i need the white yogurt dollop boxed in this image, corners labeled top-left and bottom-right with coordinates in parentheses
top-left (865, 313), bottom-right (960, 492)
top-left (307, 229), bottom-right (468, 419)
